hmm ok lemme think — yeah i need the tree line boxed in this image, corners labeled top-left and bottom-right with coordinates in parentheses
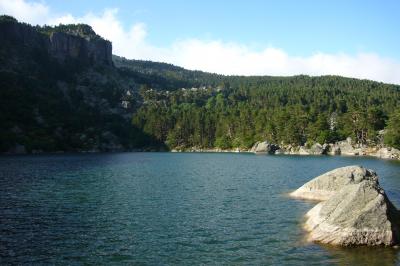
top-left (132, 75), bottom-right (400, 150)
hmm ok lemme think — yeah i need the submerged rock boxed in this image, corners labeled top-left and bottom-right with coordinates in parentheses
top-left (305, 179), bottom-right (400, 246)
top-left (290, 166), bottom-right (378, 201)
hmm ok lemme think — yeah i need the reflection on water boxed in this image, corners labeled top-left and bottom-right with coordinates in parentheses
top-left (0, 153), bottom-right (399, 264)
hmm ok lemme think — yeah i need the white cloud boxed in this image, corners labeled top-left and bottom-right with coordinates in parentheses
top-left (1, 0), bottom-right (400, 84)
top-left (0, 0), bottom-right (48, 25)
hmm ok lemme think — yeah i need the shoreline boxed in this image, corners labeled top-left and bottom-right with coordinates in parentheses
top-left (2, 147), bottom-right (399, 161)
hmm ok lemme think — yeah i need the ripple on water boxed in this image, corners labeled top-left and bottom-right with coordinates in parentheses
top-left (0, 153), bottom-right (399, 265)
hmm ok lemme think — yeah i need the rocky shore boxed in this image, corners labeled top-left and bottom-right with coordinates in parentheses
top-left (170, 137), bottom-right (400, 161)
top-left (291, 166), bottom-right (400, 246)
top-left (5, 137), bottom-right (400, 161)
top-left (250, 138), bottom-right (400, 160)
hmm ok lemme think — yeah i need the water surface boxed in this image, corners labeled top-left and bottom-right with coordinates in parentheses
top-left (1, 153), bottom-right (400, 265)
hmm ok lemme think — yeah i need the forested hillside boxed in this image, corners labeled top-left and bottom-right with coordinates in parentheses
top-left (131, 75), bottom-right (400, 149)
top-left (0, 16), bottom-right (161, 152)
top-left (1, 16), bottom-right (399, 153)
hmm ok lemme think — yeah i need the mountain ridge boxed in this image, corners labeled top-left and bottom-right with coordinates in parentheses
top-left (1, 15), bottom-right (399, 154)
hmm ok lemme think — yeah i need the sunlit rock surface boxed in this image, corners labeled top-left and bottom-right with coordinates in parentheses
top-left (290, 165), bottom-right (377, 201)
top-left (292, 166), bottom-right (400, 246)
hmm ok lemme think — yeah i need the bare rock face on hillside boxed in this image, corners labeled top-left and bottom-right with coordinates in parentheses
top-left (290, 166), bottom-right (378, 201)
top-left (291, 165), bottom-right (400, 246)
top-left (49, 31), bottom-right (112, 66)
top-left (0, 18), bottom-right (113, 66)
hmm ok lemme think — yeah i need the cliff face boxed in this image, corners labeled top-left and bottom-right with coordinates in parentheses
top-left (0, 17), bottom-right (113, 66)
top-left (0, 19), bottom-right (44, 46)
top-left (48, 31), bottom-right (112, 66)
top-left (0, 16), bottom-right (149, 153)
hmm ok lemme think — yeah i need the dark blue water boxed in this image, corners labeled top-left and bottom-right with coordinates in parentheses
top-left (1, 153), bottom-right (400, 265)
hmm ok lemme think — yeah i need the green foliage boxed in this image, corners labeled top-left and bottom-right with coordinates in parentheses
top-left (1, 18), bottom-right (400, 153)
top-left (38, 24), bottom-right (103, 40)
top-left (132, 76), bottom-right (400, 149)
top-left (0, 15), bottom-right (17, 23)
top-left (384, 110), bottom-right (400, 149)
top-left (214, 135), bottom-right (232, 149)
top-left (0, 18), bottom-right (162, 152)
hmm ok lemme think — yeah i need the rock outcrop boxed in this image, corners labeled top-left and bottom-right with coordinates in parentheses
top-left (376, 147), bottom-right (400, 160)
top-left (327, 143), bottom-right (341, 155)
top-left (298, 143), bottom-right (329, 155)
top-left (290, 166), bottom-right (378, 200)
top-left (49, 30), bottom-right (112, 66)
top-left (292, 166), bottom-right (400, 246)
top-left (335, 137), bottom-right (364, 155)
top-left (250, 138), bottom-right (400, 161)
top-left (0, 16), bottom-right (45, 46)
top-left (0, 17), bottom-right (112, 66)
top-left (250, 141), bottom-right (279, 153)
top-left (305, 179), bottom-right (400, 246)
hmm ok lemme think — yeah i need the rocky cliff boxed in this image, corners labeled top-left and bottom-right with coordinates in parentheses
top-left (0, 16), bottom-right (160, 153)
top-left (0, 16), bottom-right (112, 66)
top-left (48, 26), bottom-right (112, 66)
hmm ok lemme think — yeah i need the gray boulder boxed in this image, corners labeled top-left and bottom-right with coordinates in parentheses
top-left (337, 137), bottom-right (362, 155)
top-left (292, 165), bottom-right (400, 246)
top-left (290, 165), bottom-right (377, 200)
top-left (251, 141), bottom-right (279, 154)
top-left (298, 146), bottom-right (311, 155)
top-left (327, 143), bottom-right (341, 155)
top-left (298, 143), bottom-right (329, 155)
top-left (309, 143), bottom-right (328, 155)
top-left (375, 147), bottom-right (400, 160)
top-left (305, 179), bottom-right (400, 246)
top-left (290, 165), bottom-right (378, 200)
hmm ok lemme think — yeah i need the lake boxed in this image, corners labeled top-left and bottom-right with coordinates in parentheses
top-left (1, 153), bottom-right (400, 265)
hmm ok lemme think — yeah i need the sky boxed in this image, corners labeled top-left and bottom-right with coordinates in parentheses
top-left (1, 0), bottom-right (400, 84)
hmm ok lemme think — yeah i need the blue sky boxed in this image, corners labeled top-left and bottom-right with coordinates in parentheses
top-left (43, 0), bottom-right (400, 59)
top-left (1, 0), bottom-right (400, 83)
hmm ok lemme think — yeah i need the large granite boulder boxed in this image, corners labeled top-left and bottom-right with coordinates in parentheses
top-left (290, 166), bottom-right (378, 200)
top-left (251, 141), bottom-right (279, 154)
top-left (298, 143), bottom-right (329, 155)
top-left (336, 137), bottom-right (363, 155)
top-left (327, 143), bottom-right (341, 155)
top-left (304, 179), bottom-right (400, 246)
top-left (376, 147), bottom-right (400, 160)
top-left (292, 165), bottom-right (400, 246)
